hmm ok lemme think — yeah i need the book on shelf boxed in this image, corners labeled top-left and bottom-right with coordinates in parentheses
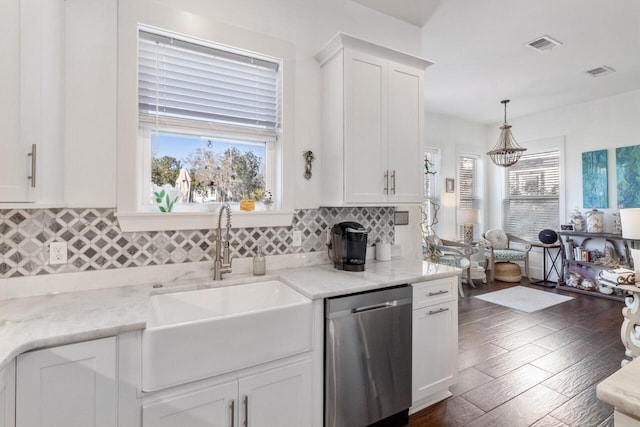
top-left (573, 247), bottom-right (592, 262)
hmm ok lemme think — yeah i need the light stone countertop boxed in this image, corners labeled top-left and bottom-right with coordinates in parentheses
top-left (0, 258), bottom-right (460, 370)
top-left (597, 357), bottom-right (640, 419)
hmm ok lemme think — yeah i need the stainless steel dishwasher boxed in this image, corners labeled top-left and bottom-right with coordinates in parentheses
top-left (325, 285), bottom-right (412, 427)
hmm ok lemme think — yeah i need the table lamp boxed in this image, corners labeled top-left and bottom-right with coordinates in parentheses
top-left (457, 209), bottom-right (479, 245)
top-left (620, 208), bottom-right (640, 280)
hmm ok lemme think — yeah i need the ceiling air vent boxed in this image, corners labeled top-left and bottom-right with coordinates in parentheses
top-left (526, 35), bottom-right (562, 52)
top-left (586, 65), bottom-right (616, 77)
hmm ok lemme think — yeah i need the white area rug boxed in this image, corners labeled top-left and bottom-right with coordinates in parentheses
top-left (475, 286), bottom-right (573, 313)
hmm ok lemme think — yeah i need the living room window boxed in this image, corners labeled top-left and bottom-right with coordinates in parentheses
top-left (458, 153), bottom-right (482, 241)
top-left (138, 28), bottom-right (280, 210)
top-left (503, 149), bottom-right (560, 241)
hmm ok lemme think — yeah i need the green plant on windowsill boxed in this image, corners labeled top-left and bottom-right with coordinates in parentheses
top-left (152, 184), bottom-right (180, 213)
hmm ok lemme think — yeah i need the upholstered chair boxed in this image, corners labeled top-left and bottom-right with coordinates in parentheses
top-left (424, 235), bottom-right (478, 297)
top-left (483, 229), bottom-right (532, 282)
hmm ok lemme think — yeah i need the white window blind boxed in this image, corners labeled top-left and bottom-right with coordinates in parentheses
top-left (458, 154), bottom-right (482, 240)
top-left (503, 149), bottom-right (560, 241)
top-left (138, 29), bottom-right (281, 136)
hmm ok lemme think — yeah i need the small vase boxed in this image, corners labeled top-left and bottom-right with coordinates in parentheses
top-left (613, 212), bottom-right (622, 235)
top-left (568, 208), bottom-right (586, 231)
top-left (585, 209), bottom-right (604, 233)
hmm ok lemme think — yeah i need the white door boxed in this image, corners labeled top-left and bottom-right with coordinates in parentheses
top-left (0, 360), bottom-right (15, 427)
top-left (387, 61), bottom-right (424, 203)
top-left (238, 360), bottom-right (312, 427)
top-left (412, 301), bottom-right (458, 403)
top-left (344, 50), bottom-right (387, 204)
top-left (142, 381), bottom-right (237, 427)
top-left (16, 337), bottom-right (117, 427)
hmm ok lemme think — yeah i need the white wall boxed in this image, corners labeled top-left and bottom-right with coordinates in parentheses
top-left (425, 111), bottom-right (487, 240)
top-left (485, 90), bottom-right (640, 280)
top-left (63, 0), bottom-right (422, 209)
top-left (486, 89), bottom-right (640, 232)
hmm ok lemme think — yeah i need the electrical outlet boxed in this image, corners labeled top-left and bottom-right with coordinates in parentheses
top-left (326, 228), bottom-right (332, 245)
top-left (292, 230), bottom-right (302, 247)
top-left (49, 242), bottom-right (68, 265)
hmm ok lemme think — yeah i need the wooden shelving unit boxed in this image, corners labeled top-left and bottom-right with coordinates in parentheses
top-left (556, 284), bottom-right (625, 302)
top-left (557, 230), bottom-right (633, 302)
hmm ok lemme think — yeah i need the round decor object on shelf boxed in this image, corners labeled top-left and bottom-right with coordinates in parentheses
top-left (538, 229), bottom-right (558, 244)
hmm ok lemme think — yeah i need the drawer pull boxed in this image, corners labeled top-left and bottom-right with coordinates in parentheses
top-left (230, 399), bottom-right (235, 427)
top-left (384, 170), bottom-right (389, 194)
top-left (243, 395), bottom-right (248, 427)
top-left (27, 144), bottom-right (36, 187)
top-left (391, 170), bottom-right (396, 195)
top-left (427, 290), bottom-right (448, 297)
top-left (427, 307), bottom-right (449, 315)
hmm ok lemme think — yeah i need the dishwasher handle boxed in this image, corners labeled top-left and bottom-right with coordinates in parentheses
top-left (352, 301), bottom-right (397, 314)
top-left (326, 286), bottom-right (412, 319)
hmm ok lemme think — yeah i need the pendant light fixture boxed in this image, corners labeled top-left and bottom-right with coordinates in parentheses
top-left (487, 100), bottom-right (526, 167)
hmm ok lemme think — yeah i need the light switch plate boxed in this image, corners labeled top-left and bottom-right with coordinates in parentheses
top-left (394, 211), bottom-right (409, 226)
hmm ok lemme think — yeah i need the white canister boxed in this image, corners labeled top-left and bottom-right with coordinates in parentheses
top-left (376, 242), bottom-right (391, 261)
top-left (613, 212), bottom-right (622, 235)
top-left (586, 209), bottom-right (604, 233)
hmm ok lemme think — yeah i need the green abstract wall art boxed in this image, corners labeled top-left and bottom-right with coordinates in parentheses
top-left (582, 150), bottom-right (608, 208)
top-left (616, 145), bottom-right (640, 208)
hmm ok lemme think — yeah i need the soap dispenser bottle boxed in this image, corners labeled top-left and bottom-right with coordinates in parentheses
top-left (253, 245), bottom-right (266, 276)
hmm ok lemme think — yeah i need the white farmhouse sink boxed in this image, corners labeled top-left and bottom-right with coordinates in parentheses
top-left (142, 280), bottom-right (312, 391)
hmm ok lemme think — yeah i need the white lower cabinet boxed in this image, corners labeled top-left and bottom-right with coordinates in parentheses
top-left (411, 278), bottom-right (459, 412)
top-left (0, 360), bottom-right (16, 427)
top-left (142, 381), bottom-right (236, 427)
top-left (16, 337), bottom-right (117, 427)
top-left (143, 359), bottom-right (312, 427)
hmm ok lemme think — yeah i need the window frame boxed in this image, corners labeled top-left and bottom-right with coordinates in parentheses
top-left (502, 146), bottom-right (562, 242)
top-left (116, 2), bottom-right (295, 231)
top-left (422, 148), bottom-right (441, 236)
top-left (456, 152), bottom-right (483, 241)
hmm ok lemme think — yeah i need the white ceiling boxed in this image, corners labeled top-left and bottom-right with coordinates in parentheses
top-left (353, 0), bottom-right (640, 124)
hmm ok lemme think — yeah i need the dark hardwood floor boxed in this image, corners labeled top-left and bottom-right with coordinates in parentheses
top-left (409, 278), bottom-right (626, 427)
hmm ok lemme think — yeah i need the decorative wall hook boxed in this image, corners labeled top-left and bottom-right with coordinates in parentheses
top-left (303, 150), bottom-right (315, 180)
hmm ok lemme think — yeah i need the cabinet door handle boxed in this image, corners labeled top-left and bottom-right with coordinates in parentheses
top-left (243, 395), bottom-right (248, 427)
top-left (27, 144), bottom-right (36, 188)
top-left (427, 290), bottom-right (448, 297)
top-left (391, 170), bottom-right (396, 195)
top-left (230, 399), bottom-right (235, 427)
top-left (427, 307), bottom-right (449, 315)
top-left (384, 170), bottom-right (389, 194)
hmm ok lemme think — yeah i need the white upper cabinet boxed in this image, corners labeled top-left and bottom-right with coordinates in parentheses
top-left (316, 33), bottom-right (432, 206)
top-left (0, 0), bottom-right (64, 203)
top-left (387, 61), bottom-right (425, 203)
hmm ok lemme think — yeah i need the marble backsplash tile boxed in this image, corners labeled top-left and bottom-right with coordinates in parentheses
top-left (0, 207), bottom-right (394, 278)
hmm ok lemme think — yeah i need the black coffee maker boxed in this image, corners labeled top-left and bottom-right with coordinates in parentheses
top-left (329, 221), bottom-right (368, 271)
